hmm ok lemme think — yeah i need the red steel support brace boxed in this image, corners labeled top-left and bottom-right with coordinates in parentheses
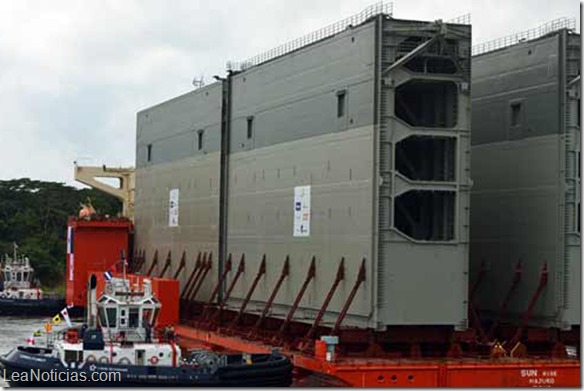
top-left (211, 254), bottom-right (245, 322)
top-left (135, 249), bottom-right (146, 273)
top-left (509, 262), bottom-right (548, 347)
top-left (207, 254), bottom-right (233, 305)
top-left (189, 253), bottom-right (213, 302)
top-left (276, 257), bottom-right (316, 340)
top-left (202, 254), bottom-right (232, 319)
top-left (146, 250), bottom-right (159, 276)
top-left (331, 258), bottom-right (366, 336)
top-left (129, 250), bottom-right (139, 273)
top-left (232, 255), bottom-right (267, 326)
top-left (186, 252), bottom-right (209, 301)
top-left (253, 256), bottom-right (290, 331)
top-left (486, 260), bottom-right (523, 341)
top-left (303, 258), bottom-right (345, 342)
top-left (180, 252), bottom-right (202, 299)
top-left (158, 250), bottom-right (172, 278)
top-left (173, 250), bottom-right (187, 280)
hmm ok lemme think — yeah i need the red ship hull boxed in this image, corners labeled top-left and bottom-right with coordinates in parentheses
top-left (176, 324), bottom-right (580, 387)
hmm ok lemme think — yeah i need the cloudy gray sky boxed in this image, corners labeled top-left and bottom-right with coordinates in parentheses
top-left (0, 0), bottom-right (580, 186)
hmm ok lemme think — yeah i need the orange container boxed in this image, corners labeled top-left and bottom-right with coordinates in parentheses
top-left (65, 217), bottom-right (133, 307)
top-left (152, 278), bottom-right (179, 327)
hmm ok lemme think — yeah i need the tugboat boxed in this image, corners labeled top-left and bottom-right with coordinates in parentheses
top-left (0, 273), bottom-right (293, 387)
top-left (0, 245), bottom-right (64, 316)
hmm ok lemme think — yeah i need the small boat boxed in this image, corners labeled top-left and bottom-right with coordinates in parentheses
top-left (0, 274), bottom-right (292, 387)
top-left (0, 245), bottom-right (64, 316)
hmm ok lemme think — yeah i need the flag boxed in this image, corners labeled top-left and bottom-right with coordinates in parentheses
top-left (60, 308), bottom-right (72, 327)
top-left (104, 270), bottom-right (113, 281)
top-left (52, 314), bottom-right (62, 325)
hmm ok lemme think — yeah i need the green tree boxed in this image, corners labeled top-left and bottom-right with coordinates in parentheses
top-left (0, 178), bottom-right (122, 288)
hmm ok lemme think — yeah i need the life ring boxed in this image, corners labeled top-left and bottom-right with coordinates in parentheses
top-left (149, 356), bottom-right (159, 365)
top-left (86, 355), bottom-right (96, 362)
top-left (99, 356), bottom-right (110, 364)
top-left (117, 357), bottom-right (131, 365)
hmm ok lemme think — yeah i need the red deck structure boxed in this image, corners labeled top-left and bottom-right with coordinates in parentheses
top-left (65, 217), bottom-right (133, 307)
top-left (176, 324), bottom-right (580, 387)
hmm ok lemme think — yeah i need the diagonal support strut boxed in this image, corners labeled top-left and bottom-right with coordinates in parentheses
top-left (158, 250), bottom-right (172, 278)
top-left (331, 258), bottom-right (366, 336)
top-left (231, 255), bottom-right (267, 326)
top-left (252, 256), bottom-right (290, 333)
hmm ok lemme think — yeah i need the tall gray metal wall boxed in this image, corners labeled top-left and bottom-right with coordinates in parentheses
top-left (224, 19), bottom-right (379, 328)
top-left (134, 82), bottom-right (223, 296)
top-left (470, 28), bottom-right (581, 329)
top-left (134, 11), bottom-right (472, 330)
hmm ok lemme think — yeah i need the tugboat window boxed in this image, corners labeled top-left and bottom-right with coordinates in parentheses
top-left (64, 350), bottom-right (77, 362)
top-left (106, 308), bottom-right (117, 327)
top-left (120, 308), bottom-right (127, 327)
top-left (143, 309), bottom-right (152, 326)
top-left (129, 307), bottom-right (139, 328)
top-left (136, 350), bottom-right (145, 366)
top-left (98, 308), bottom-right (107, 327)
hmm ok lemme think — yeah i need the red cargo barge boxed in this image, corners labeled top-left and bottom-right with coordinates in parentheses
top-left (176, 324), bottom-right (579, 387)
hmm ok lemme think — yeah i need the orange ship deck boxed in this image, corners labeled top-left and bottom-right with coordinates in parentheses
top-left (176, 324), bottom-right (581, 387)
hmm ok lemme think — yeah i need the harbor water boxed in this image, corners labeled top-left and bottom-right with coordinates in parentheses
top-left (0, 316), bottom-right (48, 387)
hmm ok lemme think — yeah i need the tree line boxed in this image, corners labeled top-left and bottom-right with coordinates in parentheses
top-left (0, 178), bottom-right (121, 288)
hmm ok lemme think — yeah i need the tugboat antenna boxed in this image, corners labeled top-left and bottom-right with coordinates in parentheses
top-left (121, 250), bottom-right (126, 281)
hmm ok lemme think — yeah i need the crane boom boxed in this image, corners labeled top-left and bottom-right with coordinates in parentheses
top-left (74, 163), bottom-right (135, 220)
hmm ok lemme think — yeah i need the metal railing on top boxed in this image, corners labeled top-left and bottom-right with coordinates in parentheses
top-left (448, 13), bottom-right (471, 26)
top-left (472, 17), bottom-right (576, 56)
top-left (226, 2), bottom-right (393, 72)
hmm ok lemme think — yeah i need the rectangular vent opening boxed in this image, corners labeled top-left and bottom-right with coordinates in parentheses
top-left (395, 80), bottom-right (458, 128)
top-left (396, 136), bottom-right (456, 181)
top-left (394, 190), bottom-right (455, 241)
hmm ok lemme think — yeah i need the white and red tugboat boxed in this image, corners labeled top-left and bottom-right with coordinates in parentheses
top-left (0, 245), bottom-right (64, 316)
top-left (0, 274), bottom-right (292, 387)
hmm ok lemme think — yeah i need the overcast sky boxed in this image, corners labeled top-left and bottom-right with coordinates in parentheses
top-left (0, 0), bottom-right (580, 186)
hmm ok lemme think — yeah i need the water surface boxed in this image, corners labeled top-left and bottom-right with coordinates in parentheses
top-left (0, 316), bottom-right (47, 387)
